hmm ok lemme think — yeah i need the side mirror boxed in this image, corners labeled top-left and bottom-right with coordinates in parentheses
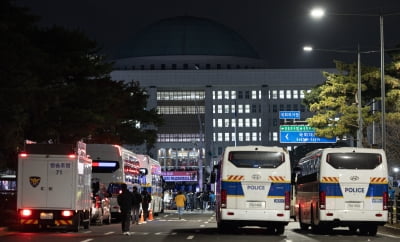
top-left (140, 168), bottom-right (148, 176)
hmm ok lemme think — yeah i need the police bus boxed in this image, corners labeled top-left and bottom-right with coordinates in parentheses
top-left (212, 146), bottom-right (291, 234)
top-left (295, 147), bottom-right (388, 235)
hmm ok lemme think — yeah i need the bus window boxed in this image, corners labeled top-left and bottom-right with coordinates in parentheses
top-left (326, 153), bottom-right (382, 169)
top-left (228, 151), bottom-right (284, 168)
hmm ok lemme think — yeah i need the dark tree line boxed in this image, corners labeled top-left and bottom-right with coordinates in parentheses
top-left (0, 1), bottom-right (163, 169)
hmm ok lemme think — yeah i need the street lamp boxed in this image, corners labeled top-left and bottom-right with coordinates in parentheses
top-left (303, 45), bottom-right (377, 147)
top-left (309, 7), bottom-right (400, 150)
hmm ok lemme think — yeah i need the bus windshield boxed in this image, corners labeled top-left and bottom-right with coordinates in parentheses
top-left (228, 151), bottom-right (284, 168)
top-left (326, 153), bottom-right (382, 170)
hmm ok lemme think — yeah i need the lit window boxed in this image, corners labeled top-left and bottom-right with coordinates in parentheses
top-left (224, 105), bottom-right (230, 113)
top-left (252, 118), bottom-right (257, 127)
top-left (259, 118), bottom-right (261, 127)
top-left (213, 105), bottom-right (216, 114)
top-left (213, 133), bottom-right (216, 142)
top-left (231, 105), bottom-right (236, 114)
top-left (224, 119), bottom-right (230, 127)
top-left (286, 90), bottom-right (291, 99)
top-left (238, 132), bottom-right (244, 141)
top-left (293, 90), bottom-right (299, 99)
top-left (252, 90), bottom-right (257, 99)
top-left (213, 119), bottom-right (216, 127)
top-left (217, 119), bottom-right (223, 127)
top-left (224, 91), bottom-right (230, 100)
top-left (252, 132), bottom-right (257, 141)
top-left (218, 105), bottom-right (222, 113)
top-left (279, 90), bottom-right (284, 99)
top-left (245, 118), bottom-right (250, 127)
top-left (259, 132), bottom-right (262, 141)
top-left (273, 132), bottom-right (278, 141)
top-left (245, 132), bottom-right (251, 141)
top-left (245, 105), bottom-right (250, 113)
top-left (217, 91), bottom-right (223, 100)
top-left (231, 133), bottom-right (236, 142)
top-left (238, 119), bottom-right (243, 127)
top-left (259, 90), bottom-right (262, 99)
top-left (238, 105), bottom-right (243, 113)
top-left (225, 133), bottom-right (230, 142)
top-left (231, 91), bottom-right (236, 99)
top-left (272, 90), bottom-right (278, 99)
top-left (300, 90), bottom-right (305, 99)
top-left (217, 133), bottom-right (223, 142)
top-left (231, 119), bottom-right (236, 127)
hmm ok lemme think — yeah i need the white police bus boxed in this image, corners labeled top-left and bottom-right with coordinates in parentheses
top-left (295, 147), bottom-right (388, 235)
top-left (212, 146), bottom-right (291, 234)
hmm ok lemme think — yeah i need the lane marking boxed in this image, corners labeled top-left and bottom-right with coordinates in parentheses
top-left (104, 232), bottom-right (114, 235)
top-left (187, 235), bottom-right (195, 239)
top-left (80, 239), bottom-right (93, 242)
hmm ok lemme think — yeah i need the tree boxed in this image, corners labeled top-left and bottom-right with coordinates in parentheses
top-left (0, 1), bottom-right (163, 169)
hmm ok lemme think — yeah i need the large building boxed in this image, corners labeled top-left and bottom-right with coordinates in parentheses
top-left (110, 16), bottom-right (334, 191)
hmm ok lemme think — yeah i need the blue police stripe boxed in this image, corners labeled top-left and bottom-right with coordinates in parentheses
top-left (320, 183), bottom-right (343, 197)
top-left (222, 181), bottom-right (244, 196)
top-left (366, 184), bottom-right (388, 197)
top-left (267, 183), bottom-right (291, 197)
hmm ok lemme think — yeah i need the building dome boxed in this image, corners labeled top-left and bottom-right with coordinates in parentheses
top-left (120, 16), bottom-right (259, 59)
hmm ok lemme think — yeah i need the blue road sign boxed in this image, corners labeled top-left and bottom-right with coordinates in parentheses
top-left (279, 111), bottom-right (300, 119)
top-left (279, 125), bottom-right (336, 143)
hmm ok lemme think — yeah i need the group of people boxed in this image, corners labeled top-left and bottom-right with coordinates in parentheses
top-left (173, 190), bottom-right (216, 220)
top-left (117, 183), bottom-right (152, 235)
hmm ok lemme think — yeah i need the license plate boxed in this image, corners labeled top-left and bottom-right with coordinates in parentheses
top-left (246, 201), bottom-right (265, 208)
top-left (345, 202), bottom-right (363, 209)
top-left (40, 212), bottom-right (53, 219)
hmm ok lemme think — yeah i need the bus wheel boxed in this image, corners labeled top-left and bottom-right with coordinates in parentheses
top-left (298, 208), bottom-right (308, 230)
top-left (349, 225), bottom-right (358, 234)
top-left (362, 225), bottom-right (377, 236)
top-left (217, 221), bottom-right (232, 233)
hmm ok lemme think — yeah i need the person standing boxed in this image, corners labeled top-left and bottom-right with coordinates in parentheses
top-left (117, 183), bottom-right (133, 235)
top-left (175, 190), bottom-right (186, 219)
top-left (141, 190), bottom-right (152, 223)
top-left (131, 186), bottom-right (142, 225)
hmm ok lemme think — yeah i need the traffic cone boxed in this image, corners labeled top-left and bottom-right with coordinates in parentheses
top-left (148, 209), bottom-right (154, 221)
top-left (138, 211), bottom-right (144, 224)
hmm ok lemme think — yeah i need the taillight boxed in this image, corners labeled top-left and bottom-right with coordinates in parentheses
top-left (62, 210), bottom-right (73, 217)
top-left (20, 152), bottom-right (28, 158)
top-left (95, 196), bottom-right (101, 208)
top-left (319, 191), bottom-right (326, 210)
top-left (20, 209), bottom-right (32, 217)
top-left (383, 191), bottom-right (388, 210)
top-left (68, 154), bottom-right (76, 159)
top-left (284, 191), bottom-right (290, 210)
top-left (221, 189), bottom-right (227, 208)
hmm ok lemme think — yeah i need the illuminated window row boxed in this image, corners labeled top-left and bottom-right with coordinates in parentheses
top-left (212, 118), bottom-right (261, 128)
top-left (213, 132), bottom-right (262, 142)
top-left (157, 106), bottom-right (205, 115)
top-left (212, 104), bottom-right (260, 114)
top-left (269, 89), bottom-right (310, 100)
top-left (157, 91), bottom-right (205, 101)
top-left (212, 90), bottom-right (262, 100)
top-left (157, 133), bottom-right (204, 143)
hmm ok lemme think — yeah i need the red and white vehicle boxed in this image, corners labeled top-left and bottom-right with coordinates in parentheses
top-left (17, 141), bottom-right (92, 231)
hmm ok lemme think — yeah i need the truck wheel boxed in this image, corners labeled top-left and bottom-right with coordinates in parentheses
top-left (275, 224), bottom-right (285, 235)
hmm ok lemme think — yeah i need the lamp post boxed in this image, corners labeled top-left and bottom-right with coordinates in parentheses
top-left (310, 7), bottom-right (400, 150)
top-left (303, 45), bottom-right (378, 147)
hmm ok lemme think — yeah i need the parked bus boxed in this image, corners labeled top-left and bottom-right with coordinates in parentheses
top-left (87, 144), bottom-right (143, 219)
top-left (295, 147), bottom-right (388, 235)
top-left (212, 146), bottom-right (291, 234)
top-left (137, 155), bottom-right (164, 215)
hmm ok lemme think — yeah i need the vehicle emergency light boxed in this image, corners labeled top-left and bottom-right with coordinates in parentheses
top-left (20, 209), bottom-right (32, 217)
top-left (319, 191), bottom-right (326, 209)
top-left (221, 189), bottom-right (227, 208)
top-left (68, 154), bottom-right (76, 159)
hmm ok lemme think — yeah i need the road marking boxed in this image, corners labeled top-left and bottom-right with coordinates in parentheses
top-left (187, 235), bottom-right (195, 239)
top-left (83, 231), bottom-right (92, 234)
top-left (80, 239), bottom-right (93, 242)
top-left (104, 232), bottom-right (114, 235)
top-left (199, 224), bottom-right (205, 227)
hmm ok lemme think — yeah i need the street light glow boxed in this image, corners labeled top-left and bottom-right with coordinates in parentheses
top-left (303, 46), bottom-right (313, 52)
top-left (310, 8), bottom-right (325, 18)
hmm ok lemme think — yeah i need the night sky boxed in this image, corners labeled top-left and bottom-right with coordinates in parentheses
top-left (15, 0), bottom-right (400, 68)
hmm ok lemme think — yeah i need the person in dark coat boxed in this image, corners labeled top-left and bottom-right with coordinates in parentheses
top-left (141, 190), bottom-right (152, 222)
top-left (117, 183), bottom-right (134, 235)
top-left (132, 186), bottom-right (142, 224)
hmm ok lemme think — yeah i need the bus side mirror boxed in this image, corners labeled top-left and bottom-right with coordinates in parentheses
top-left (140, 168), bottom-right (148, 176)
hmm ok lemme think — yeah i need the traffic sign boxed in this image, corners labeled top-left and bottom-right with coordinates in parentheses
top-left (279, 125), bottom-right (336, 143)
top-left (279, 111), bottom-right (300, 119)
